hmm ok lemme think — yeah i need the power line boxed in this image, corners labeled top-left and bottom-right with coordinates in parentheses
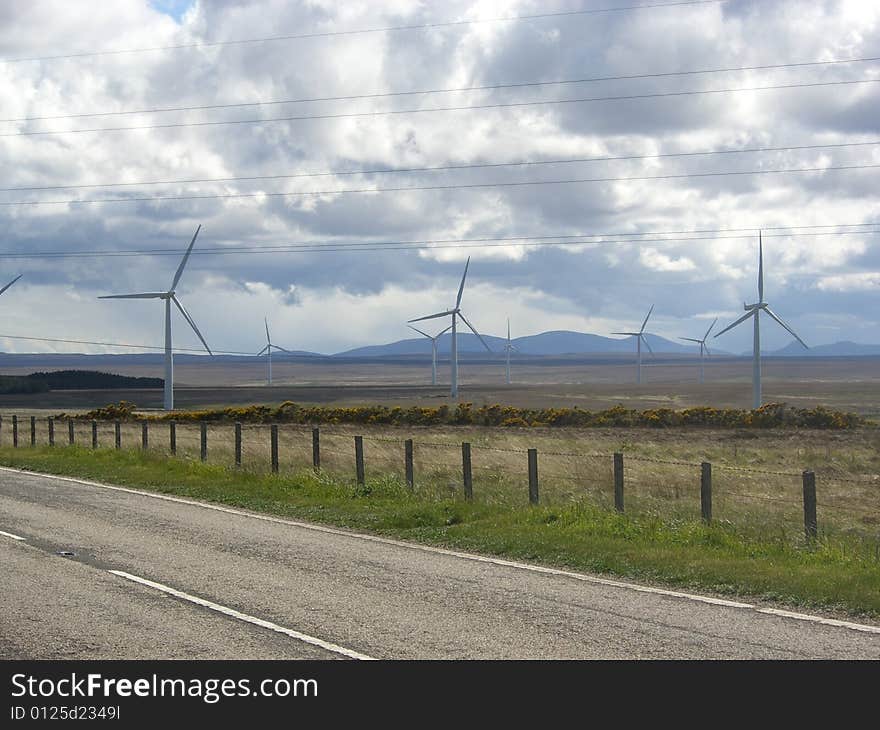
top-left (4, 140), bottom-right (878, 193)
top-left (1, 1), bottom-right (722, 64)
top-left (1, 226), bottom-right (877, 261)
top-left (0, 333), bottom-right (261, 357)
top-left (7, 54), bottom-right (878, 123)
top-left (6, 77), bottom-right (877, 137)
top-left (4, 163), bottom-right (878, 207)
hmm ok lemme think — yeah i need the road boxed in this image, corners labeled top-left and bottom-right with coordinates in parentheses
top-left (1, 467), bottom-right (878, 659)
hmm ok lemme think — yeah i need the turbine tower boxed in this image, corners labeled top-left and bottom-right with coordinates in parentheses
top-left (612, 305), bottom-right (655, 384)
top-left (714, 232), bottom-right (808, 408)
top-left (408, 324), bottom-right (452, 386)
top-left (256, 317), bottom-right (293, 385)
top-left (679, 318), bottom-right (717, 384)
top-left (99, 225), bottom-right (212, 411)
top-left (503, 317), bottom-right (519, 385)
top-left (408, 257), bottom-right (491, 399)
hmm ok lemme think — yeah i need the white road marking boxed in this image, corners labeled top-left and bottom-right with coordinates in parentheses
top-left (109, 570), bottom-right (374, 660)
top-left (756, 607), bottom-right (880, 635)
top-left (3, 465), bottom-right (879, 635)
top-left (0, 528), bottom-right (25, 541)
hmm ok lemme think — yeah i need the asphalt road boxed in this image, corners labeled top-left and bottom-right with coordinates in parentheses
top-left (1, 468), bottom-right (878, 659)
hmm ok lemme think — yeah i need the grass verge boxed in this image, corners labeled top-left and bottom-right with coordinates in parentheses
top-left (1, 445), bottom-right (879, 620)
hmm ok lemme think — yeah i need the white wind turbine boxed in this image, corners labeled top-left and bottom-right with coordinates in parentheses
top-left (408, 323), bottom-right (452, 386)
top-left (99, 225), bottom-right (212, 411)
top-left (408, 257), bottom-right (492, 399)
top-left (0, 274), bottom-right (22, 298)
top-left (612, 305), bottom-right (655, 384)
top-left (679, 318), bottom-right (717, 384)
top-left (714, 232), bottom-right (807, 409)
top-left (503, 317), bottom-right (519, 385)
top-left (256, 317), bottom-right (293, 385)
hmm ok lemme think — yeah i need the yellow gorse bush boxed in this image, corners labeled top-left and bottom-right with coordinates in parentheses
top-left (62, 400), bottom-right (864, 430)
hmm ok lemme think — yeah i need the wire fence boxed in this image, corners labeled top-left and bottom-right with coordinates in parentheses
top-left (1, 414), bottom-right (878, 545)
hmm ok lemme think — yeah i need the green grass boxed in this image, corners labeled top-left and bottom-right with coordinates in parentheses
top-left (2, 444), bottom-right (879, 620)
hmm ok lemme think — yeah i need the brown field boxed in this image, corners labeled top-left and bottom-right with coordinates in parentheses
top-left (0, 354), bottom-right (878, 417)
top-left (1, 354), bottom-right (877, 545)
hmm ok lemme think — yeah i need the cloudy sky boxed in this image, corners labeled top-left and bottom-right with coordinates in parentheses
top-left (0, 0), bottom-right (878, 356)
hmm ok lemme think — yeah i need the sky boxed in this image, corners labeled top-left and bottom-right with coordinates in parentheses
top-left (0, 0), bottom-right (878, 356)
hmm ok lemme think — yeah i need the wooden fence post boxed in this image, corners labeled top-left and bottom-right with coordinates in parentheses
top-left (312, 427), bottom-right (320, 470)
top-left (91, 421), bottom-right (98, 449)
top-left (142, 421), bottom-right (149, 451)
top-left (114, 421), bottom-right (121, 449)
top-left (404, 439), bottom-right (414, 490)
top-left (48, 418), bottom-right (54, 447)
top-left (354, 436), bottom-right (365, 485)
top-left (200, 422), bottom-right (207, 462)
top-left (12, 415), bottom-right (17, 447)
top-left (68, 418), bottom-right (74, 445)
top-left (234, 423), bottom-right (242, 467)
top-left (30, 416), bottom-right (36, 446)
top-left (802, 470), bottom-right (818, 543)
top-left (528, 448), bottom-right (539, 505)
top-left (462, 442), bottom-right (473, 501)
top-left (270, 424), bottom-right (279, 474)
top-left (613, 452), bottom-right (624, 512)
top-left (700, 461), bottom-right (712, 523)
top-left (169, 421), bottom-right (176, 455)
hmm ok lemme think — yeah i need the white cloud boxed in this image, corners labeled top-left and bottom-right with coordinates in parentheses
top-left (816, 272), bottom-right (880, 292)
top-left (0, 0), bottom-right (878, 354)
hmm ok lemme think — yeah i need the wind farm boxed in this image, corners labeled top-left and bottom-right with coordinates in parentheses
top-left (3, 0), bottom-right (880, 673)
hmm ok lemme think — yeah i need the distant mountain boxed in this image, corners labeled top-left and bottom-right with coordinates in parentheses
top-left (768, 340), bottom-right (880, 357)
top-left (334, 330), bottom-right (697, 357)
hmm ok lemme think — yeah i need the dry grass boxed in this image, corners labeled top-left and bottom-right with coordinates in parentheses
top-left (6, 416), bottom-right (878, 547)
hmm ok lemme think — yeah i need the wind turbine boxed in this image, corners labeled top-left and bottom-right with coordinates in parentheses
top-left (503, 317), bottom-right (519, 385)
top-left (99, 225), bottom-right (212, 411)
top-left (714, 232), bottom-right (807, 408)
top-left (679, 318), bottom-right (717, 384)
top-left (408, 257), bottom-right (492, 399)
top-left (612, 305), bottom-right (655, 384)
top-left (408, 323), bottom-right (452, 386)
top-left (0, 274), bottom-right (22, 297)
top-left (256, 317), bottom-right (293, 385)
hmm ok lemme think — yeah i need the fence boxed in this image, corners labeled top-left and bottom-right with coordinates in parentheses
top-left (0, 414), bottom-right (877, 544)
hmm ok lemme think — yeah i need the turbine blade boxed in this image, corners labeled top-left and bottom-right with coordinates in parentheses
top-left (171, 224), bottom-right (201, 290)
top-left (714, 309), bottom-right (755, 337)
top-left (408, 324), bottom-right (432, 339)
top-left (640, 304), bottom-right (654, 334)
top-left (758, 231), bottom-right (764, 302)
top-left (641, 334), bottom-right (654, 355)
top-left (680, 337), bottom-right (702, 343)
top-left (0, 274), bottom-right (22, 296)
top-left (273, 346), bottom-right (294, 354)
top-left (256, 345), bottom-right (269, 356)
top-left (458, 311), bottom-right (492, 352)
top-left (265, 317), bottom-right (271, 345)
top-left (507, 317), bottom-right (510, 341)
top-left (704, 342), bottom-right (711, 357)
top-left (611, 332), bottom-right (640, 336)
top-left (703, 317), bottom-right (718, 341)
top-left (764, 306), bottom-right (808, 349)
top-left (98, 292), bottom-right (166, 299)
top-left (455, 257), bottom-right (470, 308)
top-left (172, 295), bottom-right (213, 356)
top-left (408, 310), bottom-right (453, 323)
top-left (437, 324), bottom-right (452, 337)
